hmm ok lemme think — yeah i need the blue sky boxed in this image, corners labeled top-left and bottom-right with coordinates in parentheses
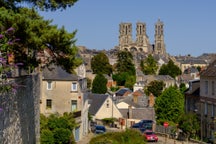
top-left (39, 0), bottom-right (216, 57)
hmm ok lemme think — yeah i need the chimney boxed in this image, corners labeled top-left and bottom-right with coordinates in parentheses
top-left (128, 105), bottom-right (132, 119)
top-left (149, 93), bottom-right (155, 107)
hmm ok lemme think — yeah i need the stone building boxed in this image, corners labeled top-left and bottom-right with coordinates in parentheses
top-left (116, 19), bottom-right (166, 56)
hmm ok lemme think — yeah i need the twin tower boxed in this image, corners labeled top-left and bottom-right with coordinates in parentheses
top-left (117, 19), bottom-right (166, 55)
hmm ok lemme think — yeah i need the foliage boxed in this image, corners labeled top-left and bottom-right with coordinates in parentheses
top-left (89, 129), bottom-right (145, 144)
top-left (113, 51), bottom-right (136, 88)
top-left (110, 86), bottom-right (120, 92)
top-left (196, 66), bottom-right (201, 72)
top-left (159, 60), bottom-right (182, 78)
top-left (0, 0), bottom-right (78, 11)
top-left (178, 112), bottom-right (200, 139)
top-left (92, 74), bottom-right (107, 94)
top-left (0, 7), bottom-right (82, 73)
top-left (144, 80), bottom-right (165, 97)
top-left (115, 51), bottom-right (135, 75)
top-left (86, 77), bottom-right (92, 89)
top-left (40, 113), bottom-right (76, 144)
top-left (140, 54), bottom-right (158, 75)
top-left (179, 83), bottom-right (187, 94)
top-left (102, 118), bottom-right (117, 126)
top-left (91, 52), bottom-right (112, 75)
top-left (155, 86), bottom-right (184, 124)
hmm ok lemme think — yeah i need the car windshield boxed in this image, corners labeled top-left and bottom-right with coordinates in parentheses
top-left (145, 132), bottom-right (154, 135)
top-left (96, 126), bottom-right (105, 130)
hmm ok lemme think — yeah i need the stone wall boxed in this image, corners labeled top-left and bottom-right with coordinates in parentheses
top-left (0, 74), bottom-right (40, 144)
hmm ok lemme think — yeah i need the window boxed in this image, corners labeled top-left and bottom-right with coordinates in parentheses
top-left (46, 99), bottom-right (52, 109)
top-left (212, 81), bottom-right (215, 95)
top-left (71, 82), bottom-right (77, 91)
top-left (212, 104), bottom-right (214, 117)
top-left (205, 102), bottom-right (208, 115)
top-left (106, 100), bottom-right (109, 108)
top-left (47, 81), bottom-right (52, 90)
top-left (205, 81), bottom-right (208, 95)
top-left (71, 100), bottom-right (77, 112)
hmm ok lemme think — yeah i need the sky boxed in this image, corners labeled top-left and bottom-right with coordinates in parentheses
top-left (39, 0), bottom-right (216, 57)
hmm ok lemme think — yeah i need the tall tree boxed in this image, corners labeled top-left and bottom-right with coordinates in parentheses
top-left (140, 54), bottom-right (158, 75)
top-left (159, 59), bottom-right (182, 78)
top-left (0, 0), bottom-right (78, 11)
top-left (155, 86), bottom-right (184, 124)
top-left (0, 7), bottom-right (82, 73)
top-left (144, 80), bottom-right (165, 97)
top-left (92, 74), bottom-right (107, 94)
top-left (113, 51), bottom-right (136, 89)
top-left (91, 52), bottom-right (112, 75)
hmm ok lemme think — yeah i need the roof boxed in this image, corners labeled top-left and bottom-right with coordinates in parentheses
top-left (116, 88), bottom-right (132, 96)
top-left (42, 64), bottom-right (79, 81)
top-left (88, 93), bottom-right (109, 115)
top-left (119, 108), bottom-right (155, 120)
top-left (200, 59), bottom-right (216, 77)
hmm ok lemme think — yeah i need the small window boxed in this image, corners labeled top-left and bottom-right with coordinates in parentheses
top-left (71, 100), bottom-right (77, 111)
top-left (47, 81), bottom-right (52, 90)
top-left (106, 100), bottom-right (109, 108)
top-left (205, 81), bottom-right (208, 95)
top-left (46, 99), bottom-right (52, 109)
top-left (212, 81), bottom-right (215, 95)
top-left (205, 102), bottom-right (208, 115)
top-left (71, 82), bottom-right (77, 91)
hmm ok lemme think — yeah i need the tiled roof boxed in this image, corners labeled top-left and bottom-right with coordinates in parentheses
top-left (116, 88), bottom-right (132, 96)
top-left (200, 59), bottom-right (216, 77)
top-left (119, 108), bottom-right (155, 120)
top-left (88, 93), bottom-right (109, 115)
top-left (42, 64), bottom-right (79, 81)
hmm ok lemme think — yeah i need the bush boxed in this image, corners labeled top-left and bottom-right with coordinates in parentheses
top-left (89, 129), bottom-right (146, 144)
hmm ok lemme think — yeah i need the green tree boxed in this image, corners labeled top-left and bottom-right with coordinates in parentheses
top-left (140, 54), bottom-right (158, 75)
top-left (178, 112), bottom-right (200, 140)
top-left (53, 128), bottom-right (71, 144)
top-left (91, 52), bottom-right (112, 75)
top-left (144, 80), bottom-right (165, 97)
top-left (0, 7), bottom-right (82, 73)
top-left (92, 74), bottom-right (107, 94)
top-left (113, 51), bottom-right (136, 88)
top-left (159, 60), bottom-right (182, 78)
top-left (155, 86), bottom-right (184, 124)
top-left (179, 83), bottom-right (187, 94)
top-left (41, 129), bottom-right (54, 144)
top-left (0, 0), bottom-right (78, 11)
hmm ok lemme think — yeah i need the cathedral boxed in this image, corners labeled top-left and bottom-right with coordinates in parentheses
top-left (116, 19), bottom-right (166, 56)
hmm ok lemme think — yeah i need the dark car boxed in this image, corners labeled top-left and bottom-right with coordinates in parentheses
top-left (95, 125), bottom-right (106, 134)
top-left (131, 120), bottom-right (153, 133)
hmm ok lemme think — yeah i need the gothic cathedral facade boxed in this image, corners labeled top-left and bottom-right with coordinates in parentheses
top-left (117, 19), bottom-right (166, 55)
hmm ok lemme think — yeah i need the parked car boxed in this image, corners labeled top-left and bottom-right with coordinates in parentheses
top-left (94, 125), bottom-right (106, 134)
top-left (131, 119), bottom-right (153, 133)
top-left (143, 130), bottom-right (158, 142)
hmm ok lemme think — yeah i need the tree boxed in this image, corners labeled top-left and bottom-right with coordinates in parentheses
top-left (0, 7), bottom-right (82, 73)
top-left (0, 0), bottom-right (78, 11)
top-left (92, 74), bottom-right (107, 94)
top-left (91, 52), bottom-right (112, 75)
top-left (178, 112), bottom-right (199, 140)
top-left (159, 59), bottom-right (182, 78)
top-left (140, 54), bottom-right (158, 75)
top-left (113, 51), bottom-right (136, 88)
top-left (144, 80), bottom-right (165, 97)
top-left (155, 86), bottom-right (184, 124)
top-left (40, 113), bottom-right (76, 144)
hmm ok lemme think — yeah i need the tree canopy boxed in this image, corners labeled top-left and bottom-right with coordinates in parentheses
top-left (0, 0), bottom-right (78, 11)
top-left (159, 59), bottom-right (182, 78)
top-left (155, 86), bottom-right (184, 124)
top-left (140, 54), bottom-right (158, 75)
top-left (112, 51), bottom-right (136, 89)
top-left (91, 52), bottom-right (112, 75)
top-left (144, 80), bottom-right (165, 97)
top-left (92, 74), bottom-right (107, 94)
top-left (0, 7), bottom-right (82, 73)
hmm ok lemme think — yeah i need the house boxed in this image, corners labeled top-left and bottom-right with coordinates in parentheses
top-left (198, 59), bottom-right (216, 141)
top-left (40, 64), bottom-right (88, 142)
top-left (88, 93), bottom-right (122, 124)
top-left (115, 88), bottom-right (132, 102)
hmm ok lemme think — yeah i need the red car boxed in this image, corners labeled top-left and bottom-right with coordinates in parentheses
top-left (143, 130), bottom-right (158, 142)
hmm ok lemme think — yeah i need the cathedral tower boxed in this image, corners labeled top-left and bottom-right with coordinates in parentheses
top-left (136, 22), bottom-right (151, 53)
top-left (119, 23), bottom-right (133, 51)
top-left (154, 19), bottom-right (166, 55)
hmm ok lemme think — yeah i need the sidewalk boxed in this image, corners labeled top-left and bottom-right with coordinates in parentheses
top-left (76, 132), bottom-right (94, 144)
